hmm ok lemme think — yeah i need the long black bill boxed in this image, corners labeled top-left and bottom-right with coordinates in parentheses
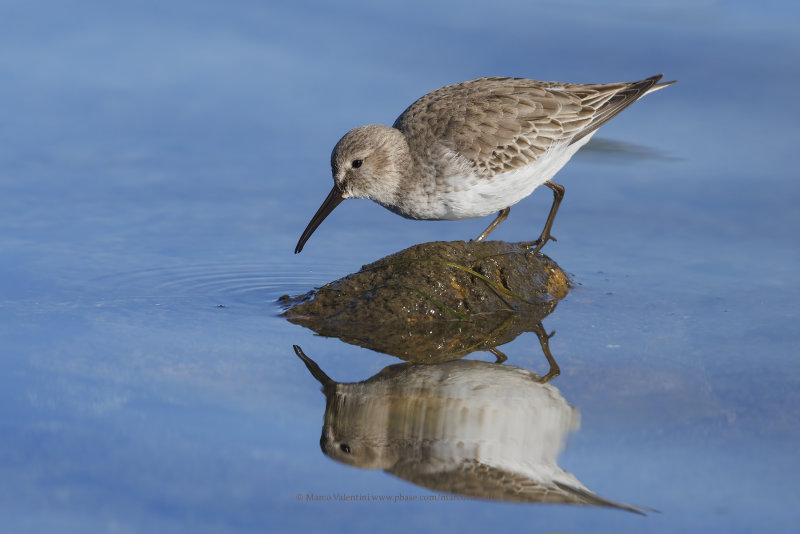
top-left (293, 345), bottom-right (336, 394)
top-left (294, 185), bottom-right (344, 253)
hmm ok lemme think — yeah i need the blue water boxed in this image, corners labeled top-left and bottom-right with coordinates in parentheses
top-left (2, 1), bottom-right (799, 532)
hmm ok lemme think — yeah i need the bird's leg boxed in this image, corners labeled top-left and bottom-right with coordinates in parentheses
top-left (488, 347), bottom-right (508, 363)
top-left (522, 180), bottom-right (565, 253)
top-left (474, 207), bottom-right (510, 242)
top-left (531, 322), bottom-right (560, 383)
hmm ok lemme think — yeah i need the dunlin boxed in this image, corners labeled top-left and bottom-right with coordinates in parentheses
top-left (295, 74), bottom-right (675, 254)
top-left (294, 346), bottom-right (648, 513)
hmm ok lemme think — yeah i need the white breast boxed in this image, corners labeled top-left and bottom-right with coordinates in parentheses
top-left (407, 133), bottom-right (594, 220)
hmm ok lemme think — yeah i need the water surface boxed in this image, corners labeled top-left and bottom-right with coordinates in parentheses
top-left (1, 1), bottom-right (799, 532)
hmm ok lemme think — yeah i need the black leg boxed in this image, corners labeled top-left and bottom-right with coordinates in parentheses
top-left (522, 181), bottom-right (565, 253)
top-left (488, 347), bottom-right (508, 363)
top-left (474, 207), bottom-right (510, 242)
top-left (531, 322), bottom-right (560, 383)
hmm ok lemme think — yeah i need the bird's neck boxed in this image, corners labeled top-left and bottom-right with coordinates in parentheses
top-left (367, 128), bottom-right (421, 218)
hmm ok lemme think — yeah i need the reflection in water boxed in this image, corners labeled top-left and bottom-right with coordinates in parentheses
top-left (283, 240), bottom-right (569, 364)
top-left (295, 346), bottom-right (647, 514)
top-left (578, 137), bottom-right (680, 163)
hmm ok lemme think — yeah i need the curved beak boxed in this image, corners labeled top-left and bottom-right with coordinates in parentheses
top-left (293, 345), bottom-right (337, 394)
top-left (294, 185), bottom-right (344, 253)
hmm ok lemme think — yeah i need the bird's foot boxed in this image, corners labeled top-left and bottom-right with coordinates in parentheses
top-left (521, 233), bottom-right (557, 253)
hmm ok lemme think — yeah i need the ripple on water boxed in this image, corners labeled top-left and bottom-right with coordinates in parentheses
top-left (91, 263), bottom-right (346, 313)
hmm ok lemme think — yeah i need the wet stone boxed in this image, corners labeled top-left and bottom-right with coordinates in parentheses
top-left (281, 241), bottom-right (570, 362)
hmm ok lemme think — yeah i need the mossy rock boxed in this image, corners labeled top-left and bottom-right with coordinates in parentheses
top-left (281, 241), bottom-right (570, 362)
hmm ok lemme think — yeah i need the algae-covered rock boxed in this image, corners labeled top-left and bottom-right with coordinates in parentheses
top-left (281, 240), bottom-right (570, 363)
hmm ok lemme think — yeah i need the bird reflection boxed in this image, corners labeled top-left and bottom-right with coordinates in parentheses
top-left (294, 345), bottom-right (646, 513)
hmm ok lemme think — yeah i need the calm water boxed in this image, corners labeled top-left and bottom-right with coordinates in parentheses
top-left (2, 1), bottom-right (799, 532)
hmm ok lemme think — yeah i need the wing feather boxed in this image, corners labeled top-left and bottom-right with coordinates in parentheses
top-left (392, 75), bottom-right (666, 177)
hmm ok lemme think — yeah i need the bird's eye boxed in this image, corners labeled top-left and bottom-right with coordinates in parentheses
top-left (340, 444), bottom-right (351, 454)
top-left (351, 159), bottom-right (363, 169)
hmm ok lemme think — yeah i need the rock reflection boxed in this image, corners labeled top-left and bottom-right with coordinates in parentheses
top-left (295, 346), bottom-right (645, 513)
top-left (282, 240), bottom-right (569, 364)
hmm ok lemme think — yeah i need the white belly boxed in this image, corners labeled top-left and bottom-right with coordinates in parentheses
top-left (408, 134), bottom-right (593, 220)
